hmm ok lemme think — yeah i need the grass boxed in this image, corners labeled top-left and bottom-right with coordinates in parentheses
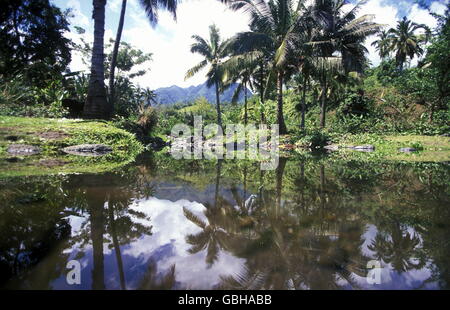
top-left (0, 116), bottom-right (144, 178)
top-left (331, 133), bottom-right (450, 162)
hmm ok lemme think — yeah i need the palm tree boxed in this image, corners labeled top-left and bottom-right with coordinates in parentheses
top-left (222, 54), bottom-right (258, 125)
top-left (309, 0), bottom-right (383, 128)
top-left (185, 24), bottom-right (231, 128)
top-left (109, 0), bottom-right (178, 108)
top-left (84, 0), bottom-right (111, 119)
top-left (220, 0), bottom-right (308, 135)
top-left (371, 30), bottom-right (391, 60)
top-left (387, 16), bottom-right (430, 71)
top-left (138, 260), bottom-right (178, 289)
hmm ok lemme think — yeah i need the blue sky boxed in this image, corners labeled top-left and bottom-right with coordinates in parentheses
top-left (52, 0), bottom-right (449, 89)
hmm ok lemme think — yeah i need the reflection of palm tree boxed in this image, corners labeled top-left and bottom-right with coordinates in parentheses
top-left (107, 200), bottom-right (126, 290)
top-left (368, 222), bottom-right (425, 272)
top-left (218, 161), bottom-right (370, 290)
top-left (275, 158), bottom-right (287, 217)
top-left (184, 158), bottom-right (254, 267)
top-left (138, 260), bottom-right (178, 290)
top-left (183, 205), bottom-right (235, 268)
top-left (67, 173), bottom-right (152, 289)
top-left (86, 189), bottom-right (106, 290)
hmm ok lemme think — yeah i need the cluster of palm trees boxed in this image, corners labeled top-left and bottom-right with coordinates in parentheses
top-left (84, 0), bottom-right (431, 132)
top-left (186, 0), bottom-right (383, 133)
top-left (371, 16), bottom-right (431, 71)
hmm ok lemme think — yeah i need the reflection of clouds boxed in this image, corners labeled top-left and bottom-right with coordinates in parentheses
top-left (123, 197), bottom-right (245, 289)
top-left (355, 224), bottom-right (437, 289)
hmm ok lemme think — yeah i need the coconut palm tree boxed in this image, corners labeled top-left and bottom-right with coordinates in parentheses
top-left (222, 54), bottom-right (259, 125)
top-left (308, 0), bottom-right (383, 128)
top-left (371, 30), bottom-right (391, 60)
top-left (386, 16), bottom-right (430, 71)
top-left (220, 0), bottom-right (308, 134)
top-left (185, 24), bottom-right (231, 128)
top-left (109, 0), bottom-right (178, 108)
top-left (84, 0), bottom-right (110, 119)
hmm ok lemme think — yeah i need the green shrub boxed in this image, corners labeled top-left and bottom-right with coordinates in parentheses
top-left (0, 76), bottom-right (69, 118)
top-left (137, 105), bottom-right (158, 136)
top-left (296, 130), bottom-right (331, 149)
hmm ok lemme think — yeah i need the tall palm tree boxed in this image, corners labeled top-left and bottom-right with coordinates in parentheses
top-left (185, 24), bottom-right (231, 128)
top-left (84, 0), bottom-right (110, 119)
top-left (309, 0), bottom-right (383, 128)
top-left (387, 16), bottom-right (430, 71)
top-left (371, 30), bottom-right (391, 60)
top-left (220, 0), bottom-right (307, 134)
top-left (222, 54), bottom-right (258, 125)
top-left (109, 0), bottom-right (178, 108)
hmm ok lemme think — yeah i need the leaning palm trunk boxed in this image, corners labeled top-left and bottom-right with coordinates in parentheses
top-left (108, 0), bottom-right (127, 109)
top-left (215, 80), bottom-right (223, 128)
top-left (84, 0), bottom-right (112, 119)
top-left (277, 71), bottom-right (288, 134)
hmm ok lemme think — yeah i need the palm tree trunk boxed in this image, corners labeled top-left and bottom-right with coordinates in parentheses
top-left (259, 62), bottom-right (266, 124)
top-left (244, 81), bottom-right (248, 125)
top-left (108, 0), bottom-right (127, 111)
top-left (215, 80), bottom-right (222, 128)
top-left (429, 103), bottom-right (435, 123)
top-left (300, 74), bottom-right (307, 132)
top-left (84, 0), bottom-right (111, 119)
top-left (320, 77), bottom-right (327, 129)
top-left (277, 71), bottom-right (288, 134)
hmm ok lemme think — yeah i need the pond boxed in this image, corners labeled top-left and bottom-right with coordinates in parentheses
top-left (0, 153), bottom-right (449, 290)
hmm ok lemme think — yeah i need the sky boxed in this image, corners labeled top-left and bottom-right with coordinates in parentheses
top-left (52, 0), bottom-right (449, 90)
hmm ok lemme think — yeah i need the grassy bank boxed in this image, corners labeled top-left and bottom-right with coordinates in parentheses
top-left (0, 116), bottom-right (144, 177)
top-left (325, 133), bottom-right (450, 162)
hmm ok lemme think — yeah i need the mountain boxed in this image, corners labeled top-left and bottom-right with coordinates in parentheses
top-left (154, 82), bottom-right (252, 105)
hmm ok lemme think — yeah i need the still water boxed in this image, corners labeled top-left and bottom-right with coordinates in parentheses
top-left (0, 153), bottom-right (449, 290)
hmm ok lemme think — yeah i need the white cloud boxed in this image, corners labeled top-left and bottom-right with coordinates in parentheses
top-left (65, 0), bottom-right (90, 27)
top-left (122, 0), bottom-right (249, 89)
top-left (359, 0), bottom-right (399, 67)
top-left (107, 0), bottom-right (123, 13)
top-left (361, 0), bottom-right (442, 67)
top-left (409, 4), bottom-right (438, 30)
top-left (430, 1), bottom-right (447, 15)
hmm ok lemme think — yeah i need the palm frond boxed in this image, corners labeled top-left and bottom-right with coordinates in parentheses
top-left (185, 60), bottom-right (208, 80)
top-left (183, 206), bottom-right (207, 229)
top-left (139, 0), bottom-right (178, 27)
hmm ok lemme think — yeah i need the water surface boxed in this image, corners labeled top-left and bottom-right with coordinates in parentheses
top-left (1, 153), bottom-right (449, 289)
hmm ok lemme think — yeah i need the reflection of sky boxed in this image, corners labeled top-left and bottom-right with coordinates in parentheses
top-left (346, 225), bottom-right (439, 290)
top-left (52, 197), bottom-right (245, 290)
top-left (48, 192), bottom-right (443, 290)
top-left (124, 197), bottom-right (246, 289)
top-left (51, 204), bottom-right (442, 290)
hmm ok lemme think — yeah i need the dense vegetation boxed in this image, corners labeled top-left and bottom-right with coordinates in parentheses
top-left (0, 0), bottom-right (449, 154)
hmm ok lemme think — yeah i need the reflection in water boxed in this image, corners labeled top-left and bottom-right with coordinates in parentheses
top-left (0, 153), bottom-right (449, 290)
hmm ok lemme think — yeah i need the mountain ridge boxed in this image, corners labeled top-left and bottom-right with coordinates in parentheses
top-left (154, 82), bottom-right (252, 105)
